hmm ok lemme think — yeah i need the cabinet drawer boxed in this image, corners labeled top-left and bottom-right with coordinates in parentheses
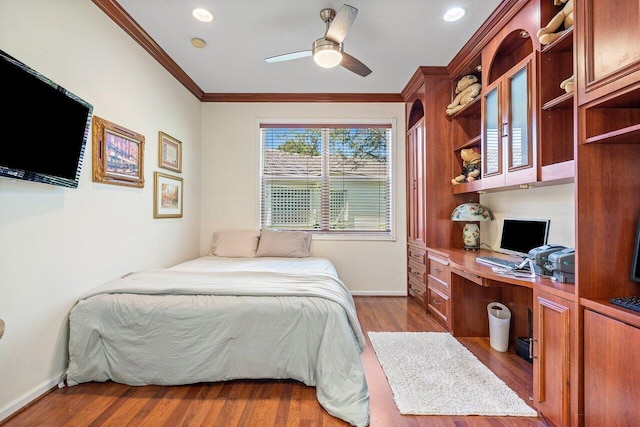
top-left (409, 267), bottom-right (426, 284)
top-left (428, 286), bottom-right (450, 326)
top-left (408, 245), bottom-right (426, 264)
top-left (408, 276), bottom-right (426, 305)
top-left (428, 254), bottom-right (450, 286)
top-left (408, 256), bottom-right (426, 272)
top-left (428, 276), bottom-right (449, 295)
top-left (409, 274), bottom-right (426, 292)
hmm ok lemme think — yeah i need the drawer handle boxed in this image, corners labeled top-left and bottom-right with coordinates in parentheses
top-left (530, 338), bottom-right (537, 359)
top-left (434, 268), bottom-right (442, 273)
top-left (432, 299), bottom-right (441, 305)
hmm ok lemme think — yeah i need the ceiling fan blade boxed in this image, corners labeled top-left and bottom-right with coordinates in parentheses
top-left (325, 4), bottom-right (358, 44)
top-left (341, 52), bottom-right (372, 77)
top-left (265, 50), bottom-right (312, 63)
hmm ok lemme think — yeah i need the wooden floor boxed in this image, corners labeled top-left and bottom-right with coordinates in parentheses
top-left (2, 297), bottom-right (548, 426)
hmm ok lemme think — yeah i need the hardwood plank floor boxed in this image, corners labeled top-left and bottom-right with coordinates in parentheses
top-left (2, 297), bottom-right (548, 426)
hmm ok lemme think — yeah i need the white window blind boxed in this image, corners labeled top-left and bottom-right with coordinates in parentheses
top-left (260, 124), bottom-right (392, 235)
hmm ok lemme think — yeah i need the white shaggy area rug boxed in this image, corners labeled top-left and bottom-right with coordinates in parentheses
top-left (368, 332), bottom-right (537, 417)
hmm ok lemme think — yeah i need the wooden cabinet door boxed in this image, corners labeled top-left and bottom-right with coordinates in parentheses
top-left (481, 55), bottom-right (536, 190)
top-left (584, 309), bottom-right (640, 426)
top-left (533, 291), bottom-right (572, 427)
top-left (504, 59), bottom-right (536, 186)
top-left (576, 0), bottom-right (640, 105)
top-left (406, 119), bottom-right (425, 245)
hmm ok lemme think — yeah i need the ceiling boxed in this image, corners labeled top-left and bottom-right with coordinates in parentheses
top-left (114, 0), bottom-right (502, 95)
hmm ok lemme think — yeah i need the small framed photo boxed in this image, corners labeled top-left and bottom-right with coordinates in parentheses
top-left (154, 172), bottom-right (183, 218)
top-left (92, 116), bottom-right (145, 187)
top-left (158, 132), bottom-right (182, 172)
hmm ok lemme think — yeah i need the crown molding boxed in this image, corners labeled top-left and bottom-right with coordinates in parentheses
top-left (201, 93), bottom-right (404, 103)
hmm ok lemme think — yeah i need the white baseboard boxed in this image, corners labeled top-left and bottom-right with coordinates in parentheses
top-left (350, 290), bottom-right (407, 296)
top-left (0, 371), bottom-right (63, 423)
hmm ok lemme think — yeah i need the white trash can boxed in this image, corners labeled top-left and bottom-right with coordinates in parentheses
top-left (487, 302), bottom-right (511, 352)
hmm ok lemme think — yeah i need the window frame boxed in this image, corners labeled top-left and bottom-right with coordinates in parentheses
top-left (256, 118), bottom-right (397, 241)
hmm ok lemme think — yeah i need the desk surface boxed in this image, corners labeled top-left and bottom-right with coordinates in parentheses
top-left (428, 246), bottom-right (576, 298)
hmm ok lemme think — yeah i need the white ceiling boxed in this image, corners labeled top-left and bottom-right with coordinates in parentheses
top-left (116, 0), bottom-right (502, 94)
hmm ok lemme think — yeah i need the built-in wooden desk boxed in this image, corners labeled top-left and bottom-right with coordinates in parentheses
top-left (427, 247), bottom-right (575, 341)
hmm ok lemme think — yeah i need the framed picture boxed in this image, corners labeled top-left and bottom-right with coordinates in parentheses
top-left (154, 172), bottom-right (183, 218)
top-left (158, 131), bottom-right (182, 172)
top-left (92, 116), bottom-right (145, 187)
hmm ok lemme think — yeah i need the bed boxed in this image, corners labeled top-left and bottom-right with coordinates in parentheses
top-left (64, 254), bottom-right (370, 427)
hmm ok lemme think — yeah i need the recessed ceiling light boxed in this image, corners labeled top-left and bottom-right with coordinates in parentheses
top-left (192, 8), bottom-right (215, 23)
top-left (191, 38), bottom-right (206, 48)
top-left (443, 7), bottom-right (466, 22)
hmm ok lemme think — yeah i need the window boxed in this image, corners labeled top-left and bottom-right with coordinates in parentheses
top-left (259, 122), bottom-right (393, 237)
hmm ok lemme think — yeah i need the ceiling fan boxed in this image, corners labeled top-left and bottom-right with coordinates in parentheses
top-left (265, 4), bottom-right (372, 77)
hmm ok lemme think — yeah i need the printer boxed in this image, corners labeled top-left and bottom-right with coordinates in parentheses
top-left (528, 244), bottom-right (566, 276)
top-left (548, 248), bottom-right (575, 283)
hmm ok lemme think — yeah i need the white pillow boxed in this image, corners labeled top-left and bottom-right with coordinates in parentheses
top-left (255, 229), bottom-right (312, 258)
top-left (210, 230), bottom-right (260, 257)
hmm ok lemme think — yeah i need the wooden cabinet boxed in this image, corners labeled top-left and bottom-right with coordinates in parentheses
top-left (575, 0), bottom-right (640, 146)
top-left (427, 251), bottom-right (451, 329)
top-left (403, 68), bottom-right (460, 302)
top-left (584, 309), bottom-right (640, 426)
top-left (533, 290), bottom-right (573, 427)
top-left (406, 118), bottom-right (426, 247)
top-left (575, 0), bottom-right (640, 106)
top-left (406, 107), bottom-right (427, 307)
top-left (482, 54), bottom-right (537, 190)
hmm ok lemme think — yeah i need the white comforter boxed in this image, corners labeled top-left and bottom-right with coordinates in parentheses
top-left (65, 256), bottom-right (369, 426)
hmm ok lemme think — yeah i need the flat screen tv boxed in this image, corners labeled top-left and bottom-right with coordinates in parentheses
top-left (499, 218), bottom-right (550, 257)
top-left (631, 213), bottom-right (640, 283)
top-left (0, 49), bottom-right (93, 188)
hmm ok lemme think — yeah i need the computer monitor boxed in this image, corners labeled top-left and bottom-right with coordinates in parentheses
top-left (499, 218), bottom-right (550, 258)
top-left (631, 213), bottom-right (640, 283)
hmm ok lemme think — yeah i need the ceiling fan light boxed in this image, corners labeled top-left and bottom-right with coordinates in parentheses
top-left (314, 49), bottom-right (343, 68)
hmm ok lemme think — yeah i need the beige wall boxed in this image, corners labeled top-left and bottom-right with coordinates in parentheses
top-left (200, 102), bottom-right (408, 295)
top-left (0, 0), bottom-right (202, 419)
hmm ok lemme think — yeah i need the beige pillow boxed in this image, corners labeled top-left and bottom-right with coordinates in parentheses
top-left (210, 230), bottom-right (260, 257)
top-left (255, 229), bottom-right (312, 257)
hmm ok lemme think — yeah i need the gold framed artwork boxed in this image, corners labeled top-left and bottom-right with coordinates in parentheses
top-left (154, 172), bottom-right (183, 218)
top-left (92, 116), bottom-right (145, 187)
top-left (158, 131), bottom-right (182, 172)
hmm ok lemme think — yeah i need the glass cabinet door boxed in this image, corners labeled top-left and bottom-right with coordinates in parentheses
top-left (508, 65), bottom-right (531, 170)
top-left (483, 85), bottom-right (501, 176)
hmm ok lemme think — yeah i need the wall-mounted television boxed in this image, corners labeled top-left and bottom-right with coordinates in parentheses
top-left (0, 49), bottom-right (93, 188)
top-left (631, 213), bottom-right (640, 283)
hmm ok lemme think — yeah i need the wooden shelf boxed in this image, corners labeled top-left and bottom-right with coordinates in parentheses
top-left (541, 27), bottom-right (574, 54)
top-left (542, 91), bottom-right (574, 110)
top-left (451, 179), bottom-right (483, 194)
top-left (453, 135), bottom-right (481, 151)
top-left (540, 159), bottom-right (575, 182)
top-left (584, 123), bottom-right (640, 144)
top-left (447, 95), bottom-right (481, 119)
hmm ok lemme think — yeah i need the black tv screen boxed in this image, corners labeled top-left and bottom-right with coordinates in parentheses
top-left (631, 214), bottom-right (640, 283)
top-left (0, 49), bottom-right (93, 188)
